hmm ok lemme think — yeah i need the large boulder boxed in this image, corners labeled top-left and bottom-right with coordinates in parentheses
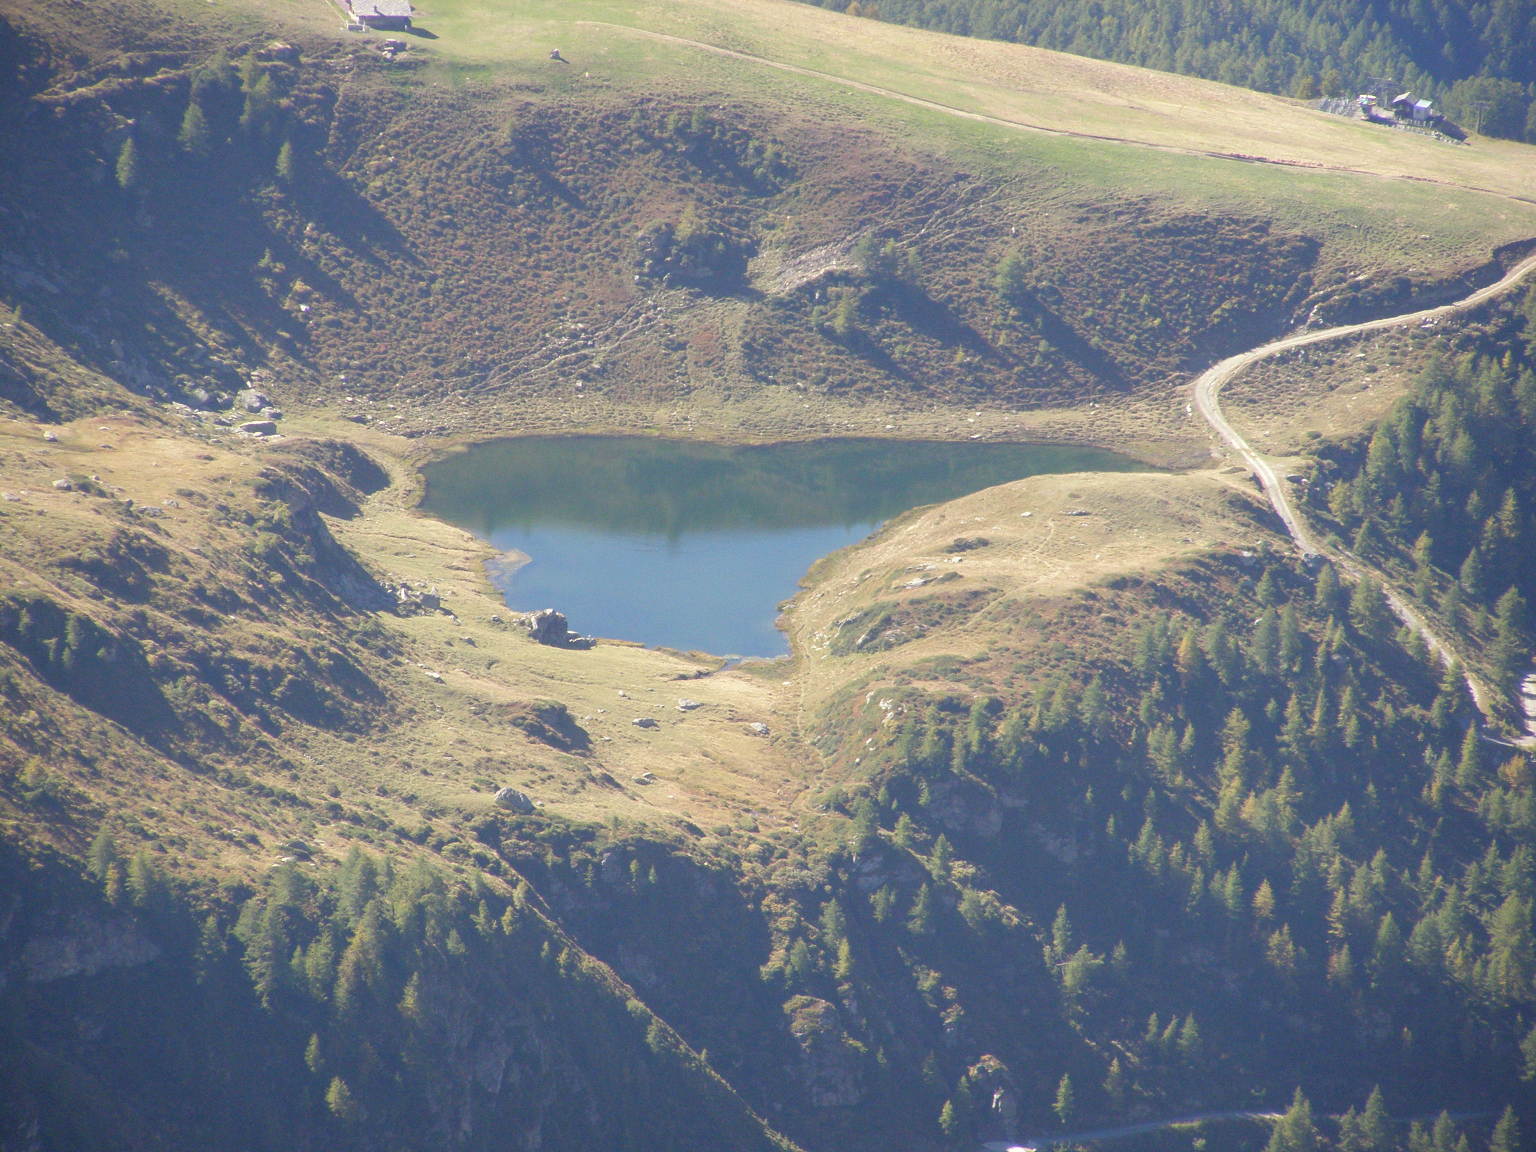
top-left (494, 787), bottom-right (535, 814)
top-left (236, 388), bottom-right (271, 413)
top-left (525, 608), bottom-right (569, 644)
top-left (524, 609), bottom-right (595, 649)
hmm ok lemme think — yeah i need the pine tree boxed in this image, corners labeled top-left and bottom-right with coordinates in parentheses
top-left (1486, 894), bottom-right (1535, 1000)
top-left (930, 834), bottom-right (954, 881)
top-left (398, 970), bottom-right (424, 1022)
top-left (240, 67), bottom-right (278, 139)
top-left (275, 138), bottom-right (295, 185)
top-left (126, 851), bottom-right (162, 912)
top-left (1491, 587), bottom-right (1529, 683)
top-left (907, 883), bottom-right (935, 936)
top-left (994, 250), bottom-right (1030, 313)
top-left (1314, 563), bottom-right (1344, 616)
top-left (1360, 1086), bottom-right (1391, 1152)
top-left (834, 937), bottom-right (855, 982)
top-left (304, 1032), bottom-right (324, 1076)
top-left (115, 138), bottom-right (142, 193)
top-left (1044, 901), bottom-right (1068, 951)
top-left (1349, 577), bottom-right (1389, 641)
top-left (1369, 912), bottom-right (1405, 988)
top-left (1455, 726), bottom-right (1482, 791)
top-left (1177, 1014), bottom-right (1201, 1061)
top-left (939, 1099), bottom-right (960, 1143)
top-left (1053, 1073), bottom-right (1075, 1125)
top-left (1252, 879), bottom-right (1276, 921)
top-left (1489, 1106), bottom-right (1519, 1152)
top-left (1103, 1057), bottom-right (1127, 1112)
top-left (179, 97), bottom-right (213, 157)
top-left (1266, 1088), bottom-right (1318, 1152)
top-left (325, 1076), bottom-right (360, 1122)
top-left (88, 827), bottom-right (120, 884)
top-left (1337, 1107), bottom-right (1365, 1152)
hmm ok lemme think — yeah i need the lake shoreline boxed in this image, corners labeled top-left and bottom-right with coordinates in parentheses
top-left (420, 436), bottom-right (1150, 656)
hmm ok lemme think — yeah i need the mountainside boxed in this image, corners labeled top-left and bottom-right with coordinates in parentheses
top-left (790, 0), bottom-right (1536, 140)
top-left (3, 0), bottom-right (1536, 1150)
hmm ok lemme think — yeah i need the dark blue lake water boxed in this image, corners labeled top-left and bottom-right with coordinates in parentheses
top-left (420, 436), bottom-right (1142, 657)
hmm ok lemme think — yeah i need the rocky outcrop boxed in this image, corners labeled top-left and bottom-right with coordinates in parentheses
top-left (782, 995), bottom-right (867, 1108)
top-left (964, 1055), bottom-right (1022, 1142)
top-left (524, 609), bottom-right (595, 650)
top-left (252, 457), bottom-right (393, 611)
top-left (926, 776), bottom-right (1003, 839)
top-left (506, 699), bottom-right (591, 753)
top-left (17, 910), bottom-right (161, 982)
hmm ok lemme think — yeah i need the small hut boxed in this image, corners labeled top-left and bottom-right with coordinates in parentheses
top-left (349, 0), bottom-right (412, 30)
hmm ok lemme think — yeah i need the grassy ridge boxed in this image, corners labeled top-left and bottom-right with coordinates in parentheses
top-left (389, 0), bottom-right (1536, 206)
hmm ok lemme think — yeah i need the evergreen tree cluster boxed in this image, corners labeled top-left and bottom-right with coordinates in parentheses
top-left (830, 541), bottom-right (1535, 1132)
top-left (13, 840), bottom-right (785, 1152)
top-left (116, 47), bottom-right (302, 196)
top-left (1311, 289), bottom-right (1536, 691)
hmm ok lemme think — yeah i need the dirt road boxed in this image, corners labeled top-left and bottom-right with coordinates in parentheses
top-left (1191, 252), bottom-right (1536, 729)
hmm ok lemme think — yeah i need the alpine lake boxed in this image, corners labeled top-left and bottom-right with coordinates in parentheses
top-left (420, 436), bottom-right (1145, 658)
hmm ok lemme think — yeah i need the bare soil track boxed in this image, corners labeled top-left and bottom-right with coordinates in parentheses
top-left (1192, 252), bottom-right (1536, 738)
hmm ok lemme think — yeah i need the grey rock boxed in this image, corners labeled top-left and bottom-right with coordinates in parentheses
top-left (633, 717), bottom-right (659, 729)
top-left (236, 388), bottom-right (271, 413)
top-left (526, 608), bottom-right (570, 645)
top-left (494, 787), bottom-right (535, 813)
top-left (525, 608), bottom-right (595, 649)
top-left (238, 420), bottom-right (278, 436)
top-left (783, 996), bottom-right (866, 1108)
top-left (21, 912), bottom-right (161, 982)
top-left (391, 585), bottom-right (441, 614)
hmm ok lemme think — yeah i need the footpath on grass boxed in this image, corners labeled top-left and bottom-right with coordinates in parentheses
top-left (585, 22), bottom-right (1536, 209)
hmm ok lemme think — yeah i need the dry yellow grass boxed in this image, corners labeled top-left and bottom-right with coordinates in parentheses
top-left (0, 394), bottom-right (1273, 874)
top-left (7, 0), bottom-right (1529, 876)
top-left (0, 411), bottom-right (827, 864)
top-left (332, 0), bottom-right (1536, 201)
top-left (1217, 328), bottom-right (1428, 457)
top-left (784, 466), bottom-right (1269, 718)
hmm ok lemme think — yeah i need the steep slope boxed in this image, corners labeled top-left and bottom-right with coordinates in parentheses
top-left (2, 0), bottom-right (1536, 1150)
top-left (4, 0), bottom-right (1536, 444)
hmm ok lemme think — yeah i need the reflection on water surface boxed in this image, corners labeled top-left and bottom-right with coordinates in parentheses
top-left (421, 436), bottom-right (1144, 656)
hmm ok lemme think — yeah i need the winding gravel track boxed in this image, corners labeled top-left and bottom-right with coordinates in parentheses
top-left (1192, 252), bottom-right (1536, 729)
top-left (1191, 252), bottom-right (1536, 548)
top-left (584, 18), bottom-right (1536, 728)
